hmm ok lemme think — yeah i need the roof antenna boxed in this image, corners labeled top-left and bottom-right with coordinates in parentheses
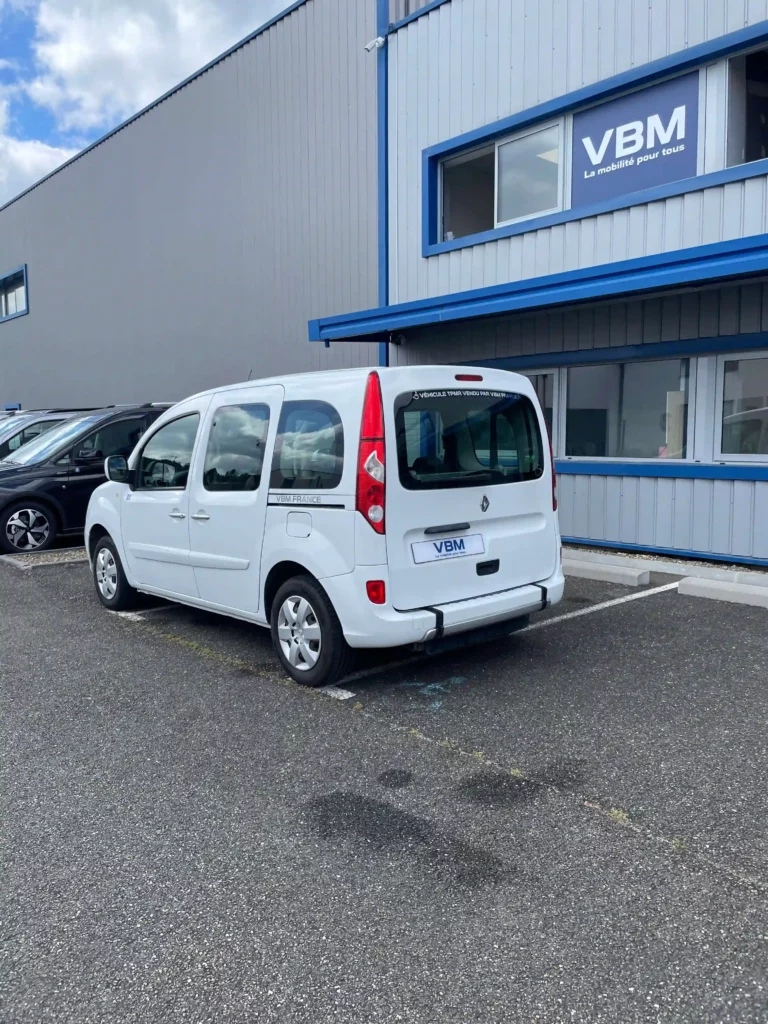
top-left (247, 368), bottom-right (253, 380)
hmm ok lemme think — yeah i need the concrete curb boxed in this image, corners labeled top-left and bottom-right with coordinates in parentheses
top-left (564, 545), bottom-right (768, 587)
top-left (563, 558), bottom-right (651, 586)
top-left (0, 551), bottom-right (88, 571)
top-left (678, 577), bottom-right (768, 609)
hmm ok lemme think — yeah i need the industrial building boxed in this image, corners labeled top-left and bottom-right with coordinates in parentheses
top-left (2, 0), bottom-right (767, 565)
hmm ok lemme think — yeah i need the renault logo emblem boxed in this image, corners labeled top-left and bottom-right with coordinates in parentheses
top-left (480, 495), bottom-right (490, 512)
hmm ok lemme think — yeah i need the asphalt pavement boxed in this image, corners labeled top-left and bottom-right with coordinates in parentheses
top-left (2, 558), bottom-right (767, 1023)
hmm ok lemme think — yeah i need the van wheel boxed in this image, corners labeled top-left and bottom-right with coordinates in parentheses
top-left (92, 536), bottom-right (139, 611)
top-left (270, 575), bottom-right (352, 687)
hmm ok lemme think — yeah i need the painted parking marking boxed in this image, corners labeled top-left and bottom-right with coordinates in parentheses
top-left (521, 581), bottom-right (680, 633)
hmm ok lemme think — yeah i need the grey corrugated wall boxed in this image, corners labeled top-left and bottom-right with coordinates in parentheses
top-left (388, 0), bottom-right (768, 305)
top-left (0, 0), bottom-right (379, 409)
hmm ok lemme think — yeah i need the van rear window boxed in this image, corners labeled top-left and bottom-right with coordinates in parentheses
top-left (394, 389), bottom-right (545, 490)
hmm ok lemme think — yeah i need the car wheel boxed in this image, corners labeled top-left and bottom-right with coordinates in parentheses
top-left (92, 535), bottom-right (139, 611)
top-left (0, 501), bottom-right (57, 554)
top-left (270, 575), bottom-right (352, 687)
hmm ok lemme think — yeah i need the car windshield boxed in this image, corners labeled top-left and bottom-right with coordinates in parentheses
top-left (2, 414), bottom-right (105, 466)
top-left (0, 415), bottom-right (34, 442)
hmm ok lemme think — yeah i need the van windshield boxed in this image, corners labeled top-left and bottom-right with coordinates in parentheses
top-left (394, 389), bottom-right (545, 490)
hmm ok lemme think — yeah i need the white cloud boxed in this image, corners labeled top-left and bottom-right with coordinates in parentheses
top-left (0, 95), bottom-right (76, 204)
top-left (0, 0), bottom-right (287, 203)
top-left (27, 0), bottom-right (289, 132)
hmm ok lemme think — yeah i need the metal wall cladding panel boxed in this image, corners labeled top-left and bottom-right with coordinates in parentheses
top-left (391, 280), bottom-right (768, 365)
top-left (388, 0), bottom-right (768, 305)
top-left (557, 473), bottom-right (766, 560)
top-left (390, 0), bottom-right (435, 21)
top-left (0, 0), bottom-right (379, 409)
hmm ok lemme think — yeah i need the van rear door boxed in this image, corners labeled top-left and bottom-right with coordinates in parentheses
top-left (384, 377), bottom-right (558, 611)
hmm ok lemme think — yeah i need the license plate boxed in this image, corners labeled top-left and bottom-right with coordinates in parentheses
top-left (411, 533), bottom-right (485, 564)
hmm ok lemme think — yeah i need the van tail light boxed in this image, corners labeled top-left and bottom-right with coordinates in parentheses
top-left (356, 371), bottom-right (386, 534)
top-left (548, 433), bottom-right (558, 512)
top-left (366, 580), bottom-right (386, 604)
top-left (455, 373), bottom-right (483, 381)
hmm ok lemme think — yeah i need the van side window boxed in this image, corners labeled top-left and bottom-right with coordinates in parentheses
top-left (270, 401), bottom-right (343, 490)
top-left (203, 404), bottom-right (270, 492)
top-left (137, 414), bottom-right (200, 490)
top-left (395, 390), bottom-right (544, 490)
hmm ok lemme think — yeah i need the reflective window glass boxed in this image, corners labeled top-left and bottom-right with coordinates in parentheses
top-left (78, 418), bottom-right (145, 460)
top-left (203, 404), bottom-right (270, 492)
top-left (497, 124), bottom-right (561, 224)
top-left (721, 357), bottom-right (768, 456)
top-left (565, 360), bottom-right (690, 459)
top-left (270, 401), bottom-right (343, 490)
top-left (395, 389), bottom-right (544, 490)
top-left (137, 414), bottom-right (200, 489)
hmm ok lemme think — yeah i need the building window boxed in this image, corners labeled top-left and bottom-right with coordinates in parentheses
top-left (0, 267), bottom-right (27, 321)
top-left (440, 121), bottom-right (563, 241)
top-left (496, 123), bottom-right (563, 225)
top-left (270, 401), bottom-right (344, 490)
top-left (727, 48), bottom-right (768, 167)
top-left (522, 372), bottom-right (557, 445)
top-left (717, 353), bottom-right (768, 460)
top-left (442, 147), bottom-right (495, 241)
top-left (565, 359), bottom-right (690, 460)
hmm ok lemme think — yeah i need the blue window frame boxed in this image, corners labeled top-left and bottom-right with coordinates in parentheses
top-left (0, 265), bottom-right (28, 323)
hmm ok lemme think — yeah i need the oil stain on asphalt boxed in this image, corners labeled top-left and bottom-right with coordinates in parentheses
top-left (305, 792), bottom-right (511, 887)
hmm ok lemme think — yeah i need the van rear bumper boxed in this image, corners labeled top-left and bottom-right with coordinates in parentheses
top-left (321, 565), bottom-right (564, 649)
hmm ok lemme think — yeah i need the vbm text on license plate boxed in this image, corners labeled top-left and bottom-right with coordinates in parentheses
top-left (411, 534), bottom-right (485, 564)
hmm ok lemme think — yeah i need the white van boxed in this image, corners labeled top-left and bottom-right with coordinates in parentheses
top-left (85, 367), bottom-right (563, 686)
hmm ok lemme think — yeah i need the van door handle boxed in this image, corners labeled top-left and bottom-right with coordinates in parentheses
top-left (169, 511), bottom-right (186, 520)
top-left (424, 522), bottom-right (470, 535)
top-left (191, 512), bottom-right (210, 521)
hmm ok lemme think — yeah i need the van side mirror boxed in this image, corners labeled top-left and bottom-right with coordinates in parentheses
top-left (105, 455), bottom-right (131, 484)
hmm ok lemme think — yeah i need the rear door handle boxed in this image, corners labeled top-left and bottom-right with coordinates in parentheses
top-left (169, 511), bottom-right (186, 520)
top-left (191, 512), bottom-right (210, 521)
top-left (424, 522), bottom-right (470, 535)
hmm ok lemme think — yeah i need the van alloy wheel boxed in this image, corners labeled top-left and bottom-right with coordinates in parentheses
top-left (277, 595), bottom-right (322, 671)
top-left (5, 508), bottom-right (50, 551)
top-left (95, 546), bottom-right (118, 600)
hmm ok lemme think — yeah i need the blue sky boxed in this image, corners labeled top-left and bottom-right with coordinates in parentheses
top-left (0, 0), bottom-right (286, 204)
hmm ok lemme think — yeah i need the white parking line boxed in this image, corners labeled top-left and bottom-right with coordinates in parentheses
top-left (521, 581), bottom-right (680, 633)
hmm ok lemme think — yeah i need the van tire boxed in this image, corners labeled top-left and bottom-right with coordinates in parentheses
top-left (92, 535), bottom-right (140, 611)
top-left (270, 575), bottom-right (352, 687)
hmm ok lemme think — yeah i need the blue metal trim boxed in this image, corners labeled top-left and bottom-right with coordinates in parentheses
top-left (474, 332), bottom-right (768, 372)
top-left (377, 0), bottom-right (390, 368)
top-left (425, 160), bottom-right (768, 256)
top-left (0, 264), bottom-right (29, 324)
top-left (563, 536), bottom-right (768, 568)
top-left (390, 0), bottom-right (453, 32)
top-left (309, 234), bottom-right (768, 340)
top-left (421, 20), bottom-right (768, 251)
top-left (556, 461), bottom-right (768, 481)
top-left (0, 0), bottom-right (313, 214)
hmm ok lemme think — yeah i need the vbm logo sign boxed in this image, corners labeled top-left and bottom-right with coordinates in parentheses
top-left (582, 104), bottom-right (686, 168)
top-left (571, 72), bottom-right (699, 207)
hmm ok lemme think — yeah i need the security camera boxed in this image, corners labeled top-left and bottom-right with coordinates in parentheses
top-left (364, 36), bottom-right (386, 52)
